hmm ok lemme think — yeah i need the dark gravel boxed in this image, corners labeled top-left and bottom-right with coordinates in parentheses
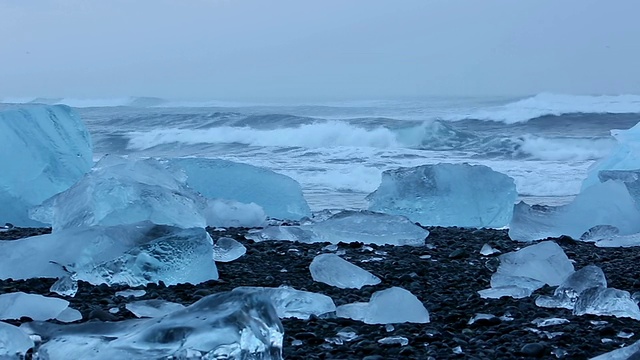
top-left (2, 225), bottom-right (640, 359)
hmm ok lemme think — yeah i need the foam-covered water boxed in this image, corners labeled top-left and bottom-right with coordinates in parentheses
top-left (4, 94), bottom-right (639, 211)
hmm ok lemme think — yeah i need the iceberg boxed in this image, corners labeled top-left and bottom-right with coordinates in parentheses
top-left (367, 163), bottom-right (517, 228)
top-left (574, 287), bottom-right (640, 320)
top-left (309, 254), bottom-right (381, 289)
top-left (247, 210), bottom-right (429, 246)
top-left (232, 286), bottom-right (336, 320)
top-left (336, 287), bottom-right (429, 324)
top-left (125, 300), bottom-right (185, 318)
top-left (0, 222), bottom-right (218, 287)
top-left (536, 265), bottom-right (607, 309)
top-left (206, 199), bottom-right (266, 228)
top-left (0, 292), bottom-right (70, 321)
top-left (23, 291), bottom-right (284, 360)
top-left (509, 181), bottom-right (640, 241)
top-left (169, 157), bottom-right (311, 220)
top-left (213, 237), bottom-right (247, 262)
top-left (31, 156), bottom-right (207, 231)
top-left (0, 321), bottom-right (34, 358)
top-left (0, 105), bottom-right (93, 227)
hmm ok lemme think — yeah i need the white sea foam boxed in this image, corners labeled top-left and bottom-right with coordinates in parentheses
top-left (517, 135), bottom-right (614, 161)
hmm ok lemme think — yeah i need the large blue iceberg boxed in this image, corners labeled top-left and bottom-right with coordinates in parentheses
top-left (0, 105), bottom-right (93, 226)
top-left (169, 158), bottom-right (311, 221)
top-left (367, 163), bottom-right (517, 228)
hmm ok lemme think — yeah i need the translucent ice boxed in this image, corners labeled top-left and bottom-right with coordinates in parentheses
top-left (0, 321), bottom-right (34, 358)
top-left (30, 156), bottom-right (207, 231)
top-left (336, 287), bottom-right (429, 324)
top-left (170, 157), bottom-right (311, 220)
top-left (23, 291), bottom-right (284, 360)
top-left (591, 339), bottom-right (640, 360)
top-left (309, 254), bottom-right (381, 289)
top-left (574, 287), bottom-right (640, 320)
top-left (247, 210), bottom-right (429, 246)
top-left (213, 237), bottom-right (247, 262)
top-left (367, 163), bottom-right (517, 228)
top-left (115, 289), bottom-right (146, 298)
top-left (510, 181), bottom-right (640, 241)
top-left (206, 199), bottom-right (266, 228)
top-left (480, 243), bottom-right (500, 256)
top-left (55, 308), bottom-right (83, 323)
top-left (126, 300), bottom-right (185, 318)
top-left (0, 292), bottom-right (70, 321)
top-left (595, 233), bottom-right (640, 247)
top-left (0, 105), bottom-right (93, 227)
top-left (233, 286), bottom-right (336, 320)
top-left (478, 274), bottom-right (546, 299)
top-left (598, 170), bottom-right (640, 207)
top-left (536, 265), bottom-right (607, 309)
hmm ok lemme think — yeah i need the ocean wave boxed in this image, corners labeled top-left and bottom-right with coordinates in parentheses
top-left (0, 97), bottom-right (167, 108)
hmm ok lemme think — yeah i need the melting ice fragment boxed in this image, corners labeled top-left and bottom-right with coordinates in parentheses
top-left (574, 287), bottom-right (640, 320)
top-left (531, 317), bottom-right (570, 327)
top-left (480, 243), bottom-right (500, 256)
top-left (115, 289), bottom-right (146, 298)
top-left (213, 237), bottom-right (247, 262)
top-left (509, 181), bottom-right (640, 241)
top-left (336, 287), bottom-right (429, 324)
top-left (367, 163), bottom-right (517, 228)
top-left (169, 157), bottom-right (311, 220)
top-left (377, 336), bottom-right (409, 346)
top-left (536, 265), bottom-right (607, 309)
top-left (22, 291), bottom-right (284, 360)
top-left (0, 321), bottom-right (34, 358)
top-left (30, 156), bottom-right (207, 231)
top-left (590, 338), bottom-right (640, 360)
top-left (126, 300), bottom-right (186, 318)
top-left (247, 210), bottom-right (429, 246)
top-left (55, 308), bottom-right (83, 323)
top-left (309, 254), bottom-right (381, 289)
top-left (233, 286), bottom-right (336, 320)
top-left (0, 292), bottom-right (70, 321)
top-left (0, 105), bottom-right (93, 227)
top-left (205, 199), bottom-right (266, 228)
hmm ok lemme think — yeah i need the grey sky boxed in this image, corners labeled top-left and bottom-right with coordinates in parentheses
top-left (1, 0), bottom-right (639, 101)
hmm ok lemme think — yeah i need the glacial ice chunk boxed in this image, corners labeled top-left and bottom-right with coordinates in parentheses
top-left (30, 156), bottom-right (207, 231)
top-left (55, 307), bottom-right (83, 323)
top-left (169, 157), bottom-right (311, 220)
top-left (574, 287), bottom-right (640, 320)
top-left (247, 210), bottom-right (429, 246)
top-left (0, 321), bottom-right (34, 358)
top-left (595, 233), bottom-right (640, 247)
top-left (591, 339), bottom-right (640, 360)
top-left (336, 287), bottom-right (429, 324)
top-left (126, 300), bottom-right (185, 318)
top-left (23, 291), bottom-right (284, 360)
top-left (509, 180), bottom-right (640, 241)
top-left (115, 289), bottom-right (146, 298)
top-left (233, 286), bottom-right (336, 320)
top-left (478, 274), bottom-right (546, 299)
top-left (367, 163), bottom-right (517, 228)
top-left (309, 254), bottom-right (381, 289)
top-left (206, 199), bottom-right (266, 228)
top-left (536, 265), bottom-right (607, 309)
top-left (0, 292), bottom-right (70, 321)
top-left (0, 105), bottom-right (93, 227)
top-left (213, 237), bottom-right (247, 262)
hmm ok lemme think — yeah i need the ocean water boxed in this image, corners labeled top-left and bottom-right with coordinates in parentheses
top-left (6, 93), bottom-right (640, 212)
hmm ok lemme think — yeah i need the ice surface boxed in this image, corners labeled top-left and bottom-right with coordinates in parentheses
top-left (591, 339), bottom-right (640, 360)
top-left (599, 170), bottom-right (640, 208)
top-left (115, 289), bottom-right (146, 298)
top-left (170, 157), bottom-right (311, 220)
top-left (0, 292), bottom-right (70, 321)
top-left (31, 156), bottom-right (208, 230)
top-left (367, 163), bottom-right (517, 228)
top-left (206, 199), bottom-right (266, 228)
top-left (336, 287), bottom-right (429, 324)
top-left (233, 286), bottom-right (336, 320)
top-left (480, 243), bottom-right (500, 256)
top-left (309, 254), bottom-right (381, 289)
top-left (531, 317), bottom-right (570, 327)
top-left (377, 336), bottom-right (409, 346)
top-left (23, 291), bottom-right (284, 360)
top-left (0, 105), bottom-right (93, 227)
top-left (574, 287), bottom-right (640, 320)
top-left (55, 308), bottom-right (83, 323)
top-left (0, 222), bottom-right (218, 287)
top-left (0, 321), bottom-right (33, 358)
top-left (247, 210), bottom-right (429, 246)
top-left (126, 300), bottom-right (186, 318)
top-left (536, 265), bottom-right (607, 309)
top-left (50, 275), bottom-right (79, 297)
top-left (213, 237), bottom-right (247, 262)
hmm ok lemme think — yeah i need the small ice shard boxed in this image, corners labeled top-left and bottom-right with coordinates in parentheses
top-left (115, 289), bottom-right (147, 298)
top-left (574, 287), bottom-right (640, 320)
top-left (618, 331), bottom-right (634, 339)
top-left (509, 181), bottom-right (640, 241)
top-left (551, 348), bottom-right (569, 358)
top-left (336, 287), bottom-right (429, 324)
top-left (0, 292), bottom-right (69, 321)
top-left (322, 244), bottom-right (339, 252)
top-left (480, 243), bottom-right (500, 256)
top-left (0, 321), bottom-right (34, 357)
top-left (213, 237), bottom-right (247, 262)
top-left (367, 163), bottom-right (517, 228)
top-left (453, 346), bottom-right (464, 354)
top-left (478, 285), bottom-right (537, 299)
top-left (580, 225), bottom-right (620, 242)
top-left (30, 156), bottom-right (208, 231)
top-left (385, 324), bottom-right (395, 332)
top-left (536, 265), bottom-right (607, 309)
top-left (531, 317), bottom-right (570, 327)
top-left (336, 329), bottom-right (358, 342)
top-left (0, 105), bottom-right (92, 227)
top-left (247, 210), bottom-right (429, 246)
top-left (108, 308), bottom-right (119, 314)
top-left (126, 300), bottom-right (186, 318)
top-left (169, 157), bottom-right (311, 221)
top-left (205, 199), bottom-right (266, 228)
top-left (233, 286), bottom-right (336, 320)
top-left (377, 336), bottom-right (409, 346)
top-left (309, 254), bottom-right (381, 289)
top-left (55, 308), bottom-right (83, 323)
top-left (468, 313), bottom-right (497, 325)
top-left (590, 338), bottom-right (640, 360)
top-left (50, 275), bottom-right (78, 297)
top-left (22, 291), bottom-right (284, 360)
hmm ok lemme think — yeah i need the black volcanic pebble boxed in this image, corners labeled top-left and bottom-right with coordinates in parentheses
top-left (520, 342), bottom-right (547, 357)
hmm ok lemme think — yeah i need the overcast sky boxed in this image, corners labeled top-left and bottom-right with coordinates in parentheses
top-left (1, 0), bottom-right (639, 101)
